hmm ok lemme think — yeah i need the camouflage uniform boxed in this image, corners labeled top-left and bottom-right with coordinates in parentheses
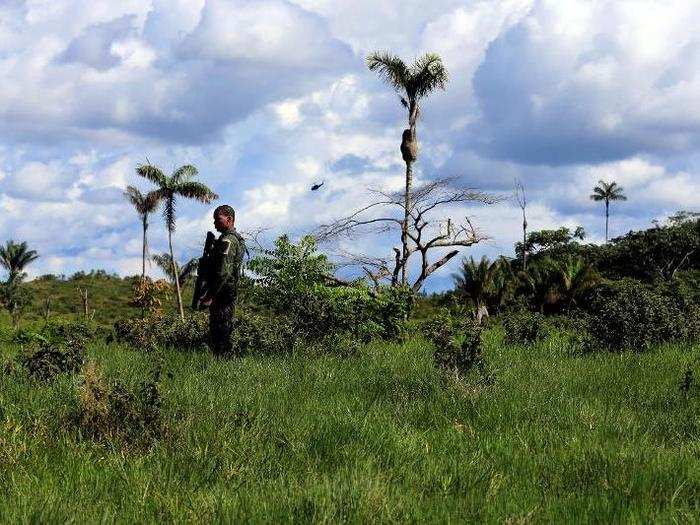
top-left (208, 228), bottom-right (245, 356)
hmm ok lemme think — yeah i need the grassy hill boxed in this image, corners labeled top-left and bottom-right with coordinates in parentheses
top-left (0, 273), bottom-right (189, 328)
top-left (2, 329), bottom-right (700, 522)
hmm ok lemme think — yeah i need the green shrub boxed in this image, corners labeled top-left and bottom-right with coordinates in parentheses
top-left (248, 235), bottom-right (412, 343)
top-left (231, 309), bottom-right (296, 356)
top-left (587, 279), bottom-right (686, 351)
top-left (12, 319), bottom-right (99, 346)
top-left (19, 338), bottom-right (86, 381)
top-left (421, 310), bottom-right (484, 375)
top-left (111, 316), bottom-right (165, 350)
top-left (502, 309), bottom-right (551, 345)
top-left (165, 313), bottom-right (209, 350)
top-left (112, 313), bottom-right (208, 351)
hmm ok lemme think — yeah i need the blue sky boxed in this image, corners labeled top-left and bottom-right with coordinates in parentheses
top-left (1, 0), bottom-right (699, 291)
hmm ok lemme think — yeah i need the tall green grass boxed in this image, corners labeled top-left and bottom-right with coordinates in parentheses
top-left (2, 330), bottom-right (700, 522)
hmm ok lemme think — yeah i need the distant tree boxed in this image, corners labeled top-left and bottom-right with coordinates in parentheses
top-left (556, 256), bottom-right (599, 309)
top-left (152, 253), bottom-right (198, 287)
top-left (367, 51), bottom-right (448, 284)
top-left (515, 226), bottom-right (589, 267)
top-left (123, 186), bottom-right (162, 279)
top-left (0, 240), bottom-right (39, 283)
top-left (513, 179), bottom-right (528, 270)
top-left (319, 177), bottom-right (495, 291)
top-left (137, 163), bottom-right (218, 320)
top-left (590, 180), bottom-right (627, 242)
top-left (0, 240), bottom-right (39, 327)
top-left (599, 215), bottom-right (699, 281)
top-left (453, 256), bottom-right (511, 321)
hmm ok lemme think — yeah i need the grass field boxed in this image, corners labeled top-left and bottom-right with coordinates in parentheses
top-left (2, 328), bottom-right (700, 523)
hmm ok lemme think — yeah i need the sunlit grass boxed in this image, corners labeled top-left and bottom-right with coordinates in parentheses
top-left (2, 330), bottom-right (700, 522)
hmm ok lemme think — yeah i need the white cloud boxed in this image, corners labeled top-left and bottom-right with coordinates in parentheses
top-left (0, 0), bottom-right (698, 290)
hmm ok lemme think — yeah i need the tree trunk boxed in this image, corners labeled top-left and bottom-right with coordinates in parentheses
top-left (399, 101), bottom-right (419, 286)
top-left (142, 215), bottom-right (148, 279)
top-left (522, 212), bottom-right (527, 270)
top-left (401, 160), bottom-right (412, 285)
top-left (605, 201), bottom-right (609, 243)
top-left (169, 229), bottom-right (185, 320)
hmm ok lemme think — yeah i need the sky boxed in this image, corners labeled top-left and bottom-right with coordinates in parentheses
top-left (1, 0), bottom-right (699, 291)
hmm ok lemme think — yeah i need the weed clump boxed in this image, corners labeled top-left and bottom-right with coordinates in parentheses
top-left (20, 342), bottom-right (85, 381)
top-left (14, 320), bottom-right (93, 381)
top-left (73, 360), bottom-right (164, 448)
top-left (422, 310), bottom-right (485, 376)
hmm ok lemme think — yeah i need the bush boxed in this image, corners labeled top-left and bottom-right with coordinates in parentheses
top-left (111, 316), bottom-right (165, 350)
top-left (72, 360), bottom-right (163, 448)
top-left (165, 313), bottom-right (209, 350)
top-left (501, 309), bottom-right (597, 353)
top-left (17, 333), bottom-right (86, 381)
top-left (248, 235), bottom-right (412, 343)
top-left (231, 309), bottom-right (296, 356)
top-left (112, 313), bottom-right (208, 351)
top-left (587, 279), bottom-right (686, 351)
top-left (421, 310), bottom-right (484, 375)
top-left (502, 309), bottom-right (551, 345)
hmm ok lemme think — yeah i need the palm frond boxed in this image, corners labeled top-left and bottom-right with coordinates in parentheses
top-left (172, 164), bottom-right (198, 184)
top-left (366, 51), bottom-right (409, 92)
top-left (123, 185), bottom-right (146, 214)
top-left (176, 181), bottom-right (218, 203)
top-left (409, 53), bottom-right (448, 99)
top-left (0, 240), bottom-right (39, 277)
top-left (152, 253), bottom-right (176, 281)
top-left (136, 164), bottom-right (167, 187)
top-left (144, 190), bottom-right (162, 212)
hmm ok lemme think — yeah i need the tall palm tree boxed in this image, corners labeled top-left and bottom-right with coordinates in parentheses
top-left (367, 51), bottom-right (448, 284)
top-left (123, 186), bottom-right (161, 279)
top-left (137, 163), bottom-right (218, 319)
top-left (590, 180), bottom-right (627, 242)
top-left (0, 240), bottom-right (39, 284)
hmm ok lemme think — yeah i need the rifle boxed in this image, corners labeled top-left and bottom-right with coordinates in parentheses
top-left (191, 231), bottom-right (217, 310)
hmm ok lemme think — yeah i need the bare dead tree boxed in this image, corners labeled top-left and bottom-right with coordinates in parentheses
top-left (43, 296), bottom-right (51, 323)
top-left (513, 178), bottom-right (528, 270)
top-left (77, 287), bottom-right (89, 319)
top-left (317, 177), bottom-right (497, 291)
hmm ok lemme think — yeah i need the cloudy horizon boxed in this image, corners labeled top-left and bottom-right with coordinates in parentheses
top-left (1, 0), bottom-right (699, 291)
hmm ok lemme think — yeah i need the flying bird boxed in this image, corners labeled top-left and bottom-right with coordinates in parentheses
top-left (310, 181), bottom-right (325, 191)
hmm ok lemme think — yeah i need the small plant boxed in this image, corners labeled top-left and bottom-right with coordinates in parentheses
top-left (129, 277), bottom-right (171, 316)
top-left (680, 366), bottom-right (694, 396)
top-left (422, 310), bottom-right (485, 375)
top-left (73, 360), bottom-right (164, 448)
top-left (502, 309), bottom-right (551, 345)
top-left (20, 339), bottom-right (85, 381)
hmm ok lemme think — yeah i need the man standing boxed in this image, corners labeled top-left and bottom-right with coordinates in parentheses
top-left (199, 205), bottom-right (245, 356)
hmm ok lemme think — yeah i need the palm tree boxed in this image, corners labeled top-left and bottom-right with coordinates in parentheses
top-left (152, 253), bottom-right (198, 287)
top-left (517, 259), bottom-right (560, 313)
top-left (590, 180), bottom-right (627, 242)
top-left (123, 186), bottom-right (162, 279)
top-left (367, 51), bottom-right (448, 284)
top-left (556, 256), bottom-right (599, 309)
top-left (453, 256), bottom-right (506, 321)
top-left (137, 163), bottom-right (218, 319)
top-left (0, 240), bottom-right (39, 327)
top-left (0, 240), bottom-right (39, 284)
